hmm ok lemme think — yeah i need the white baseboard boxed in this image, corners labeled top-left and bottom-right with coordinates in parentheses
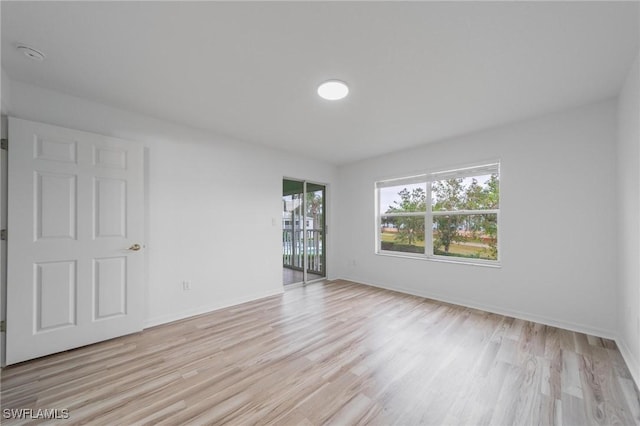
top-left (616, 336), bottom-right (640, 389)
top-left (338, 275), bottom-right (617, 340)
top-left (144, 287), bottom-right (285, 329)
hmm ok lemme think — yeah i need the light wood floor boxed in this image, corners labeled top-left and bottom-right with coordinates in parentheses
top-left (283, 268), bottom-right (323, 286)
top-left (1, 280), bottom-right (639, 425)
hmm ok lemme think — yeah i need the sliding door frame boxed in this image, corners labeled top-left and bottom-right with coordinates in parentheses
top-left (282, 177), bottom-right (327, 286)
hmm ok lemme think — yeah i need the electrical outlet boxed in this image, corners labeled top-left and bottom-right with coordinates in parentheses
top-left (182, 281), bottom-right (191, 291)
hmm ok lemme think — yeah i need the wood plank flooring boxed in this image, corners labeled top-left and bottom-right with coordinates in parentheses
top-left (282, 268), bottom-right (323, 286)
top-left (1, 280), bottom-right (639, 425)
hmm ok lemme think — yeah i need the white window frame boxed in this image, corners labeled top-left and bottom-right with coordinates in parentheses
top-left (375, 162), bottom-right (501, 267)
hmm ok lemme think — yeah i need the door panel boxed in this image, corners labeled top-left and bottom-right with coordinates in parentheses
top-left (94, 177), bottom-right (127, 238)
top-left (282, 179), bottom-right (326, 285)
top-left (6, 118), bottom-right (145, 365)
top-left (93, 256), bottom-right (127, 319)
top-left (36, 172), bottom-right (77, 240)
top-left (35, 260), bottom-right (76, 331)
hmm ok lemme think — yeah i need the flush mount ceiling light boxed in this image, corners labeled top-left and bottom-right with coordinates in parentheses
top-left (317, 80), bottom-right (349, 101)
top-left (17, 44), bottom-right (45, 61)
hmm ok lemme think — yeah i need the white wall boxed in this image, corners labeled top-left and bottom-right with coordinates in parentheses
top-left (335, 100), bottom-right (618, 337)
top-left (6, 80), bottom-right (337, 327)
top-left (1, 68), bottom-right (10, 113)
top-left (617, 52), bottom-right (640, 385)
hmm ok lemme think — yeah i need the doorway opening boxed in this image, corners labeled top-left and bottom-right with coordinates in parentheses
top-left (282, 179), bottom-right (326, 286)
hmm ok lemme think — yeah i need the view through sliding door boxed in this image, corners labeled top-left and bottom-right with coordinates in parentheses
top-left (282, 179), bottom-right (326, 285)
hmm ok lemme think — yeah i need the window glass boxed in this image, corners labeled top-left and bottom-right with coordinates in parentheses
top-left (376, 164), bottom-right (499, 264)
top-left (432, 213), bottom-right (498, 260)
top-left (379, 183), bottom-right (426, 254)
top-left (379, 183), bottom-right (427, 214)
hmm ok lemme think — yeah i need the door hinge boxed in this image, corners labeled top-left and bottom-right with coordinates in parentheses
top-left (0, 139), bottom-right (7, 150)
top-left (0, 229), bottom-right (6, 241)
top-left (0, 321), bottom-right (5, 332)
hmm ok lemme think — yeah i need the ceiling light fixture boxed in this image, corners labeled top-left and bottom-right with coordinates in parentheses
top-left (17, 45), bottom-right (45, 61)
top-left (317, 80), bottom-right (349, 101)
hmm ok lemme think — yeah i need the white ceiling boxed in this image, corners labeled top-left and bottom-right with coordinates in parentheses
top-left (2, 1), bottom-right (638, 165)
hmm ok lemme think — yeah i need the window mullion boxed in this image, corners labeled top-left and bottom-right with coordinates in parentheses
top-left (381, 212), bottom-right (427, 218)
top-left (432, 209), bottom-right (499, 216)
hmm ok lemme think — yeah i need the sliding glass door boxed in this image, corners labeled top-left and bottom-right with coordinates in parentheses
top-left (282, 179), bottom-right (326, 285)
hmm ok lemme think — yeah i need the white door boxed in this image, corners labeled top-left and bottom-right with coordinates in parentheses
top-left (6, 118), bottom-right (145, 365)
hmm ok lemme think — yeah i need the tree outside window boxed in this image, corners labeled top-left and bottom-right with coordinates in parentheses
top-left (377, 163), bottom-right (500, 263)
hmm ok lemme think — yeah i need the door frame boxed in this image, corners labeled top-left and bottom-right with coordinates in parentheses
top-left (0, 115), bottom-right (7, 367)
top-left (282, 177), bottom-right (327, 286)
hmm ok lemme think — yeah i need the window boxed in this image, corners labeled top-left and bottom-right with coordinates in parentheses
top-left (376, 163), bottom-right (500, 264)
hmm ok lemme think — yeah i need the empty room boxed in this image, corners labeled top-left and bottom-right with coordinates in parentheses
top-left (1, 1), bottom-right (639, 425)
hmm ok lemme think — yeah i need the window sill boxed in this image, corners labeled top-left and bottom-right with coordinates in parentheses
top-left (375, 250), bottom-right (502, 268)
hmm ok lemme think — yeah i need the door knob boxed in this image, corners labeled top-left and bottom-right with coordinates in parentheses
top-left (128, 244), bottom-right (142, 251)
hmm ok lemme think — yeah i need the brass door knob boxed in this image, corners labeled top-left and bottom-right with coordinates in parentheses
top-left (128, 244), bottom-right (142, 251)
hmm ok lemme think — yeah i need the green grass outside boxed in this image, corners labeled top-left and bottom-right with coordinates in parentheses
top-left (380, 232), bottom-right (497, 260)
top-left (380, 232), bottom-right (424, 247)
